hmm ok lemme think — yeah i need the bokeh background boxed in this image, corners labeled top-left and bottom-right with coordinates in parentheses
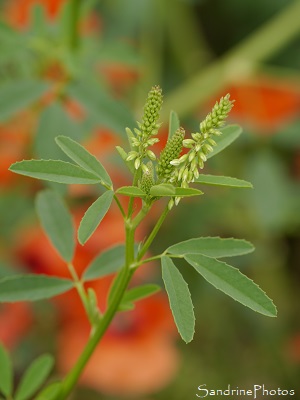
top-left (0, 0), bottom-right (299, 399)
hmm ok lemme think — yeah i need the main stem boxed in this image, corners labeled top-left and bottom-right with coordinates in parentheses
top-left (57, 197), bottom-right (151, 399)
top-left (58, 230), bottom-right (135, 399)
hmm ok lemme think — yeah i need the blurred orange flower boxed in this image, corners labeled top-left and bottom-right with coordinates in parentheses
top-left (0, 303), bottom-right (33, 349)
top-left (223, 76), bottom-right (300, 133)
top-left (0, 112), bottom-right (35, 189)
top-left (3, 0), bottom-right (66, 28)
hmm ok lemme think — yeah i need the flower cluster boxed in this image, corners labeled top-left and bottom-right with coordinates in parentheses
top-left (157, 127), bottom-right (185, 182)
top-left (140, 162), bottom-right (155, 196)
top-left (126, 86), bottom-right (163, 171)
top-left (169, 94), bottom-right (234, 187)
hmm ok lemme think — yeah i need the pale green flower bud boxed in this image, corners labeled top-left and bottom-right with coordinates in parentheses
top-left (182, 138), bottom-right (195, 148)
top-left (170, 159), bottom-right (181, 166)
top-left (126, 151), bottom-right (138, 161)
top-left (168, 198), bottom-right (174, 210)
top-left (188, 151), bottom-right (196, 162)
top-left (175, 197), bottom-right (181, 206)
top-left (208, 138), bottom-right (217, 146)
top-left (182, 167), bottom-right (189, 182)
top-left (134, 158), bottom-right (141, 169)
top-left (146, 150), bottom-right (156, 160)
top-left (199, 152), bottom-right (207, 162)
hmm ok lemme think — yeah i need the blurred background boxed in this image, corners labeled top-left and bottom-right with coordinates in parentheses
top-left (0, 0), bottom-right (299, 399)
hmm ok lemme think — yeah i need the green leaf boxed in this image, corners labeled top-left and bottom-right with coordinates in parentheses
top-left (118, 302), bottom-right (135, 312)
top-left (0, 80), bottom-right (48, 122)
top-left (15, 354), bottom-right (54, 400)
top-left (195, 174), bottom-right (253, 188)
top-left (161, 256), bottom-right (195, 343)
top-left (0, 275), bottom-right (74, 302)
top-left (0, 344), bottom-right (13, 397)
top-left (83, 245), bottom-right (125, 281)
top-left (207, 124), bottom-right (242, 159)
top-left (122, 284), bottom-right (160, 303)
top-left (35, 382), bottom-right (62, 400)
top-left (36, 190), bottom-right (75, 262)
top-left (174, 187), bottom-right (203, 197)
top-left (55, 136), bottom-right (112, 188)
top-left (9, 160), bottom-right (101, 185)
top-left (168, 110), bottom-right (180, 140)
top-left (167, 237), bottom-right (254, 258)
top-left (149, 185), bottom-right (202, 198)
top-left (150, 184), bottom-right (175, 197)
top-left (185, 254), bottom-right (277, 317)
top-left (67, 81), bottom-right (135, 137)
top-left (34, 103), bottom-right (81, 161)
top-left (116, 186), bottom-right (146, 198)
top-left (78, 191), bottom-right (114, 245)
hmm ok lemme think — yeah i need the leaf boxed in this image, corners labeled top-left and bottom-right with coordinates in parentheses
top-left (0, 344), bottom-right (13, 397)
top-left (122, 284), bottom-right (160, 303)
top-left (150, 185), bottom-right (202, 198)
top-left (207, 124), bottom-right (242, 159)
top-left (150, 184), bottom-right (175, 197)
top-left (35, 382), bottom-right (62, 400)
top-left (167, 237), bottom-right (254, 258)
top-left (118, 302), bottom-right (135, 312)
top-left (161, 256), bottom-right (195, 343)
top-left (36, 190), bottom-right (75, 262)
top-left (67, 81), bottom-right (135, 137)
top-left (0, 80), bottom-right (48, 121)
top-left (195, 174), bottom-right (253, 188)
top-left (15, 354), bottom-right (54, 400)
top-left (116, 186), bottom-right (146, 198)
top-left (185, 254), bottom-right (277, 317)
top-left (168, 110), bottom-right (180, 140)
top-left (83, 244), bottom-right (125, 281)
top-left (34, 103), bottom-right (81, 161)
top-left (0, 275), bottom-right (74, 302)
top-left (55, 136), bottom-right (112, 188)
top-left (78, 191), bottom-right (114, 245)
top-left (9, 160), bottom-right (101, 185)
top-left (173, 187), bottom-right (203, 197)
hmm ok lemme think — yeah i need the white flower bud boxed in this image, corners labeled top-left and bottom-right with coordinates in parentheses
top-left (188, 151), bottom-right (196, 162)
top-left (134, 158), bottom-right (141, 169)
top-left (199, 152), bottom-right (207, 162)
top-left (146, 150), bottom-right (156, 160)
top-left (182, 139), bottom-right (195, 148)
top-left (170, 159), bottom-right (181, 166)
top-left (168, 198), bottom-right (174, 210)
top-left (126, 151), bottom-right (138, 161)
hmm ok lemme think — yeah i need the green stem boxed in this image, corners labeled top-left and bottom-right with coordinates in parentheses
top-left (161, 1), bottom-right (300, 121)
top-left (134, 252), bottom-right (184, 268)
top-left (131, 203), bottom-right (151, 229)
top-left (67, 263), bottom-right (96, 325)
top-left (58, 220), bottom-right (137, 399)
top-left (127, 171), bottom-right (139, 217)
top-left (69, 0), bottom-right (81, 51)
top-left (113, 194), bottom-right (126, 218)
top-left (137, 204), bottom-right (170, 260)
